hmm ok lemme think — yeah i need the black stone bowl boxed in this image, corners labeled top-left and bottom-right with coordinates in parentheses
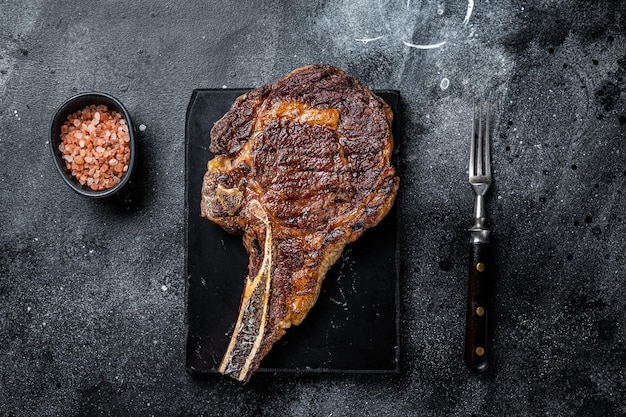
top-left (49, 92), bottom-right (137, 198)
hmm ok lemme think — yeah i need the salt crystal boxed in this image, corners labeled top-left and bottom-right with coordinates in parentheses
top-left (161, 285), bottom-right (168, 291)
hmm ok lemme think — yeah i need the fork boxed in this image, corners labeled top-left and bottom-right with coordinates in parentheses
top-left (465, 98), bottom-right (492, 373)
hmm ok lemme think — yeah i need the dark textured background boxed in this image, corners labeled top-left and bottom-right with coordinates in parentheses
top-left (1, 1), bottom-right (625, 416)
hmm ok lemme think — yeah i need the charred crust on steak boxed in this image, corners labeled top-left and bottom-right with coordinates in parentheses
top-left (201, 64), bottom-right (399, 382)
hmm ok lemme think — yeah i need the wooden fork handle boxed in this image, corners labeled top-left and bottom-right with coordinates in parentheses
top-left (465, 241), bottom-right (491, 372)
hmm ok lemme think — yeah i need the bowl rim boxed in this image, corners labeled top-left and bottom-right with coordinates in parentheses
top-left (49, 91), bottom-right (137, 198)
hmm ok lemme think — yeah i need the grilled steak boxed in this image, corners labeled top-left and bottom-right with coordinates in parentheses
top-left (200, 64), bottom-right (399, 382)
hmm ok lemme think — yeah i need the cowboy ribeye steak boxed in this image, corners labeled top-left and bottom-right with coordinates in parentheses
top-left (200, 64), bottom-right (399, 382)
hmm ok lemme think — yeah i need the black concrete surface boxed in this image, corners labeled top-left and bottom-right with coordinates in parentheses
top-left (1, 1), bottom-right (625, 416)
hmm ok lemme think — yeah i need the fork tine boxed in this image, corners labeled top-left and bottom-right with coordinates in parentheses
top-left (484, 100), bottom-right (491, 177)
top-left (477, 99), bottom-right (484, 176)
top-left (469, 99), bottom-right (476, 179)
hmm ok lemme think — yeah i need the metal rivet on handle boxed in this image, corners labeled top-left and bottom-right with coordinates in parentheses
top-left (476, 262), bottom-right (485, 272)
top-left (476, 306), bottom-right (485, 316)
top-left (476, 347), bottom-right (485, 356)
